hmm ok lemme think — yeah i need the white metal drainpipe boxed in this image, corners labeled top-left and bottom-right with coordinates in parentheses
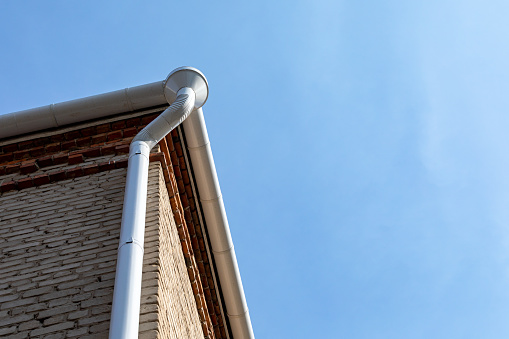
top-left (109, 67), bottom-right (205, 338)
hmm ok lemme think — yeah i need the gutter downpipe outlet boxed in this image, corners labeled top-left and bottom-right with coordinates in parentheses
top-left (109, 67), bottom-right (207, 339)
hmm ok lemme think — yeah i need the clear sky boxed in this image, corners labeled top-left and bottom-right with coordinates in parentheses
top-left (1, 1), bottom-right (509, 338)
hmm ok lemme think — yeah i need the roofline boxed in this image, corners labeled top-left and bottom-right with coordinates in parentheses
top-left (0, 81), bottom-right (167, 139)
top-left (0, 69), bottom-right (254, 339)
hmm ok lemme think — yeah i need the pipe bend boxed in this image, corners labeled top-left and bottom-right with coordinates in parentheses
top-left (133, 87), bottom-right (196, 149)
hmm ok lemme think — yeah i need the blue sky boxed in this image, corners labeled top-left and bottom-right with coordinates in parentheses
top-left (2, 1), bottom-right (509, 338)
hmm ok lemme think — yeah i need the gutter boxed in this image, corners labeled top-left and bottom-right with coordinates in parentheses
top-left (0, 67), bottom-right (254, 339)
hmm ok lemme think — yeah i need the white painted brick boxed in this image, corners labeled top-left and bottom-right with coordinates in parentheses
top-left (39, 289), bottom-right (80, 302)
top-left (0, 297), bottom-right (37, 310)
top-left (18, 319), bottom-right (42, 331)
top-left (0, 162), bottom-right (204, 338)
top-left (0, 325), bottom-right (17, 335)
top-left (30, 321), bottom-right (74, 336)
top-left (66, 326), bottom-right (89, 337)
top-left (78, 313), bottom-right (111, 326)
top-left (37, 304), bottom-right (78, 319)
top-left (23, 285), bottom-right (54, 297)
top-left (0, 313), bottom-right (33, 327)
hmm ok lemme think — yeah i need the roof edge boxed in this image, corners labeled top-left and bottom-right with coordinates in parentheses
top-left (0, 80), bottom-right (167, 140)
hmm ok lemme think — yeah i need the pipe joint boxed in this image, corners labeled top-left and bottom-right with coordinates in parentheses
top-left (129, 141), bottom-right (151, 159)
top-left (118, 237), bottom-right (144, 253)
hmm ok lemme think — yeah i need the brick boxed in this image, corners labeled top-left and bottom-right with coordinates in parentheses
top-left (78, 313), bottom-right (110, 326)
top-left (57, 278), bottom-right (96, 291)
top-left (61, 140), bottom-right (77, 150)
top-left (139, 322), bottom-right (158, 332)
top-left (82, 164), bottom-right (100, 175)
top-left (68, 309), bottom-right (89, 320)
top-left (0, 326), bottom-right (16, 336)
top-left (18, 140), bottom-right (34, 150)
top-left (33, 136), bottom-right (51, 147)
top-left (139, 330), bottom-right (159, 339)
top-left (30, 146), bottom-right (45, 157)
top-left (2, 143), bottom-right (18, 152)
top-left (91, 304), bottom-right (111, 316)
top-left (37, 304), bottom-right (78, 319)
top-left (49, 134), bottom-right (65, 143)
top-left (111, 120), bottom-right (126, 130)
top-left (83, 281), bottom-right (113, 292)
top-left (18, 320), bottom-right (42, 331)
top-left (115, 144), bottom-right (129, 154)
top-left (123, 127), bottom-right (138, 137)
top-left (66, 167), bottom-right (84, 179)
top-left (82, 147), bottom-right (101, 158)
top-left (141, 114), bottom-right (157, 124)
top-left (0, 162), bottom-right (208, 338)
top-left (27, 303), bottom-right (47, 312)
top-left (39, 274), bottom-right (80, 288)
top-left (98, 161), bottom-right (115, 172)
top-left (64, 130), bottom-right (81, 140)
top-left (76, 136), bottom-right (92, 147)
top-left (115, 158), bottom-right (128, 169)
top-left (0, 294), bottom-right (18, 303)
top-left (81, 296), bottom-right (111, 308)
top-left (92, 286), bottom-right (114, 298)
top-left (53, 153), bottom-right (68, 165)
top-left (23, 285), bottom-right (54, 298)
top-left (67, 327), bottom-right (89, 337)
top-left (90, 322), bottom-right (110, 333)
top-left (5, 164), bottom-right (20, 174)
top-left (46, 142), bottom-right (62, 153)
top-left (91, 133), bottom-right (107, 145)
top-left (71, 292), bottom-right (92, 302)
top-left (13, 149), bottom-right (30, 159)
top-left (0, 152), bottom-right (14, 163)
top-left (49, 170), bottom-right (67, 182)
top-left (0, 313), bottom-right (33, 327)
top-left (33, 174), bottom-right (51, 186)
top-left (39, 289), bottom-right (80, 302)
top-left (17, 177), bottom-right (34, 189)
top-left (68, 153), bottom-right (84, 165)
top-left (37, 155), bottom-right (54, 167)
top-left (80, 126), bottom-right (96, 137)
top-left (0, 180), bottom-right (17, 192)
top-left (100, 144), bottom-right (116, 155)
top-left (30, 321), bottom-right (74, 336)
top-left (43, 314), bottom-right (66, 326)
top-left (96, 123), bottom-right (111, 134)
top-left (126, 117), bottom-right (141, 127)
top-left (44, 333), bottom-right (65, 339)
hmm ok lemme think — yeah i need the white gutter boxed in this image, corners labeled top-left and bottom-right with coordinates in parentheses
top-left (0, 67), bottom-right (254, 339)
top-left (182, 108), bottom-right (254, 339)
top-left (0, 81), bottom-right (167, 139)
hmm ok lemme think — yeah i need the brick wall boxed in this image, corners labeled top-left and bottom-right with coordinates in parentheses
top-left (0, 108), bottom-right (226, 338)
top-left (0, 162), bottom-right (203, 338)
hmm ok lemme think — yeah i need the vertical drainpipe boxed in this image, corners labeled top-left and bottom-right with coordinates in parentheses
top-left (109, 67), bottom-right (208, 339)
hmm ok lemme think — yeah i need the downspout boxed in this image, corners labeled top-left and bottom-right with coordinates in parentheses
top-left (109, 67), bottom-right (207, 338)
